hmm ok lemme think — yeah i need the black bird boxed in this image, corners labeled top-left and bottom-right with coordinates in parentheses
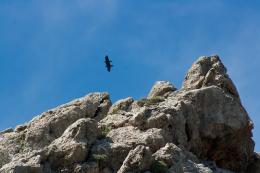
top-left (104, 55), bottom-right (113, 72)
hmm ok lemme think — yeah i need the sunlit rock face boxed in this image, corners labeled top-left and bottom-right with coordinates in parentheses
top-left (0, 55), bottom-right (258, 173)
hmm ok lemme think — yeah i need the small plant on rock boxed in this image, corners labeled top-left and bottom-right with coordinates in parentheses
top-left (92, 154), bottom-right (108, 162)
top-left (98, 126), bottom-right (111, 139)
top-left (151, 160), bottom-right (168, 173)
top-left (137, 96), bottom-right (164, 107)
top-left (92, 154), bottom-right (108, 167)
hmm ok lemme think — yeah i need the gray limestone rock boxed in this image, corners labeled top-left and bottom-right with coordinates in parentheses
top-left (107, 126), bottom-right (169, 152)
top-left (0, 55), bottom-right (257, 173)
top-left (46, 118), bottom-right (98, 170)
top-left (118, 145), bottom-right (152, 173)
top-left (108, 97), bottom-right (134, 114)
top-left (153, 143), bottom-right (234, 173)
top-left (172, 86), bottom-right (254, 172)
top-left (182, 55), bottom-right (240, 98)
top-left (0, 150), bottom-right (45, 173)
top-left (148, 81), bottom-right (177, 99)
top-left (91, 140), bottom-right (132, 171)
top-left (152, 143), bottom-right (199, 167)
top-left (99, 113), bottom-right (132, 129)
top-left (25, 92), bottom-right (111, 150)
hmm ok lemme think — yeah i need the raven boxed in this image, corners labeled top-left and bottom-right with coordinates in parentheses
top-left (104, 55), bottom-right (113, 72)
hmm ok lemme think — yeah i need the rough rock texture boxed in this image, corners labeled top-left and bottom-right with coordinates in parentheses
top-left (46, 118), bottom-right (98, 170)
top-left (182, 55), bottom-right (240, 98)
top-left (118, 145), bottom-right (152, 173)
top-left (148, 81), bottom-right (177, 99)
top-left (0, 92), bottom-right (111, 173)
top-left (0, 55), bottom-right (258, 173)
top-left (246, 153), bottom-right (260, 173)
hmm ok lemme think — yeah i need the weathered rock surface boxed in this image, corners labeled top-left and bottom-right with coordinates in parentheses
top-left (246, 153), bottom-right (260, 173)
top-left (46, 118), bottom-right (98, 170)
top-left (0, 92), bottom-right (111, 173)
top-left (0, 55), bottom-right (258, 173)
top-left (148, 81), bottom-right (177, 99)
top-left (118, 145), bottom-right (152, 173)
top-left (182, 55), bottom-right (240, 98)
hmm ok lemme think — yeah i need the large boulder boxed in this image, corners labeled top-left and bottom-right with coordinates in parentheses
top-left (1, 118), bottom-right (99, 173)
top-left (152, 143), bottom-right (199, 167)
top-left (25, 92), bottom-right (111, 150)
top-left (179, 56), bottom-right (254, 172)
top-left (107, 126), bottom-right (169, 152)
top-left (0, 150), bottom-right (45, 173)
top-left (46, 118), bottom-right (99, 170)
top-left (118, 145), bottom-right (152, 173)
top-left (170, 86), bottom-right (254, 170)
top-left (91, 140), bottom-right (132, 171)
top-left (108, 97), bottom-right (134, 115)
top-left (152, 143), bottom-right (234, 173)
top-left (148, 81), bottom-right (177, 99)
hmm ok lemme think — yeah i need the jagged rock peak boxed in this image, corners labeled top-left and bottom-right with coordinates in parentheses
top-left (183, 55), bottom-right (240, 98)
top-left (0, 56), bottom-right (259, 173)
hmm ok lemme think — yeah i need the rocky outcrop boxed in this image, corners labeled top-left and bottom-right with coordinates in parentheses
top-left (46, 118), bottom-right (98, 170)
top-left (0, 92), bottom-right (111, 173)
top-left (182, 55), bottom-right (240, 98)
top-left (148, 81), bottom-right (177, 99)
top-left (25, 92), bottom-right (111, 150)
top-left (0, 55), bottom-right (258, 173)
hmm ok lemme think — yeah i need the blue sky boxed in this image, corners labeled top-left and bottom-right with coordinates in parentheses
top-left (0, 0), bottom-right (259, 151)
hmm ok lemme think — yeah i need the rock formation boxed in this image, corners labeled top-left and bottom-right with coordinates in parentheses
top-left (0, 55), bottom-right (259, 173)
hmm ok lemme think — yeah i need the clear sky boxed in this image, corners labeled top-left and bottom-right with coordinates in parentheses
top-left (0, 1), bottom-right (259, 151)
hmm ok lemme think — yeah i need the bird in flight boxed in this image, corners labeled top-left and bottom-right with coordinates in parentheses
top-left (104, 55), bottom-right (113, 72)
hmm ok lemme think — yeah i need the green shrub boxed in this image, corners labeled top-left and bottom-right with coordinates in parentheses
top-left (110, 108), bottom-right (120, 114)
top-left (151, 160), bottom-right (168, 173)
top-left (98, 126), bottom-right (111, 139)
top-left (102, 126), bottom-right (111, 135)
top-left (92, 154), bottom-right (108, 162)
top-left (110, 104), bottom-right (125, 114)
top-left (137, 96), bottom-right (164, 107)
